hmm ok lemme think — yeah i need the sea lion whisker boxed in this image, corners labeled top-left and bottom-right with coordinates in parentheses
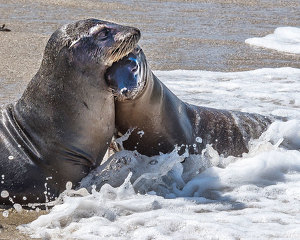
top-left (110, 39), bottom-right (123, 56)
top-left (107, 34), bottom-right (138, 64)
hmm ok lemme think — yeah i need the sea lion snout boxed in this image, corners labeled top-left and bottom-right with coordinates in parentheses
top-left (129, 27), bottom-right (141, 40)
top-left (114, 26), bottom-right (140, 41)
top-left (134, 28), bottom-right (141, 39)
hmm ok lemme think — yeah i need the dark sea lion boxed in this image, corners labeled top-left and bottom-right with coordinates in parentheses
top-left (0, 19), bottom-right (140, 205)
top-left (105, 46), bottom-right (272, 158)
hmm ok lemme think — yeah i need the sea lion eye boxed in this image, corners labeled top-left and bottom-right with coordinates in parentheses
top-left (97, 28), bottom-right (110, 40)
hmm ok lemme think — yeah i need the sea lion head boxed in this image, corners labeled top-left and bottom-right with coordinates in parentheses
top-left (105, 45), bottom-right (148, 100)
top-left (40, 18), bottom-right (141, 83)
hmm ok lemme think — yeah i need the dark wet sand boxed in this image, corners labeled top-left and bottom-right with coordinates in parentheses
top-left (0, 0), bottom-right (299, 238)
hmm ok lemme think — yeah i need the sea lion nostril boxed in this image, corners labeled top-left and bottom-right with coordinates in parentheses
top-left (131, 65), bottom-right (138, 72)
top-left (133, 28), bottom-right (141, 38)
top-left (134, 46), bottom-right (141, 54)
top-left (127, 57), bottom-right (138, 72)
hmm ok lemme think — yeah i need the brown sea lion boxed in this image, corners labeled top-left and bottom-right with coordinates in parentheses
top-left (105, 46), bottom-right (272, 157)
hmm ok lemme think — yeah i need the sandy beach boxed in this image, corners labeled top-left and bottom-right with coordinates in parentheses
top-left (0, 0), bottom-right (299, 239)
top-left (0, 209), bottom-right (43, 240)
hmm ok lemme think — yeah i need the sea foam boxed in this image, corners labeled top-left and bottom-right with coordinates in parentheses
top-left (245, 27), bottom-right (300, 54)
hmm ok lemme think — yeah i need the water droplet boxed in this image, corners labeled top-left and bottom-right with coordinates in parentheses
top-left (2, 210), bottom-right (9, 218)
top-left (196, 137), bottom-right (202, 143)
top-left (137, 130), bottom-right (144, 138)
top-left (22, 196), bottom-right (27, 201)
top-left (66, 181), bottom-right (72, 190)
top-left (13, 203), bottom-right (23, 212)
top-left (8, 155), bottom-right (14, 160)
top-left (1, 190), bottom-right (9, 198)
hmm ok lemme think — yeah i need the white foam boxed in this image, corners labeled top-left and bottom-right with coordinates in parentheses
top-left (155, 67), bottom-right (300, 119)
top-left (79, 149), bottom-right (186, 196)
top-left (19, 68), bottom-right (300, 239)
top-left (245, 27), bottom-right (300, 54)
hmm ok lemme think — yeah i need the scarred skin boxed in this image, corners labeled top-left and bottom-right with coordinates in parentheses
top-left (105, 47), bottom-right (272, 158)
top-left (0, 19), bottom-right (140, 205)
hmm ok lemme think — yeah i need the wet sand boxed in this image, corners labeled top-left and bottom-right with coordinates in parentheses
top-left (0, 0), bottom-right (299, 239)
top-left (0, 209), bottom-right (44, 240)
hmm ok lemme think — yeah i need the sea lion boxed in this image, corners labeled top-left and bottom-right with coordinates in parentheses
top-left (105, 46), bottom-right (273, 157)
top-left (0, 19), bottom-right (140, 205)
